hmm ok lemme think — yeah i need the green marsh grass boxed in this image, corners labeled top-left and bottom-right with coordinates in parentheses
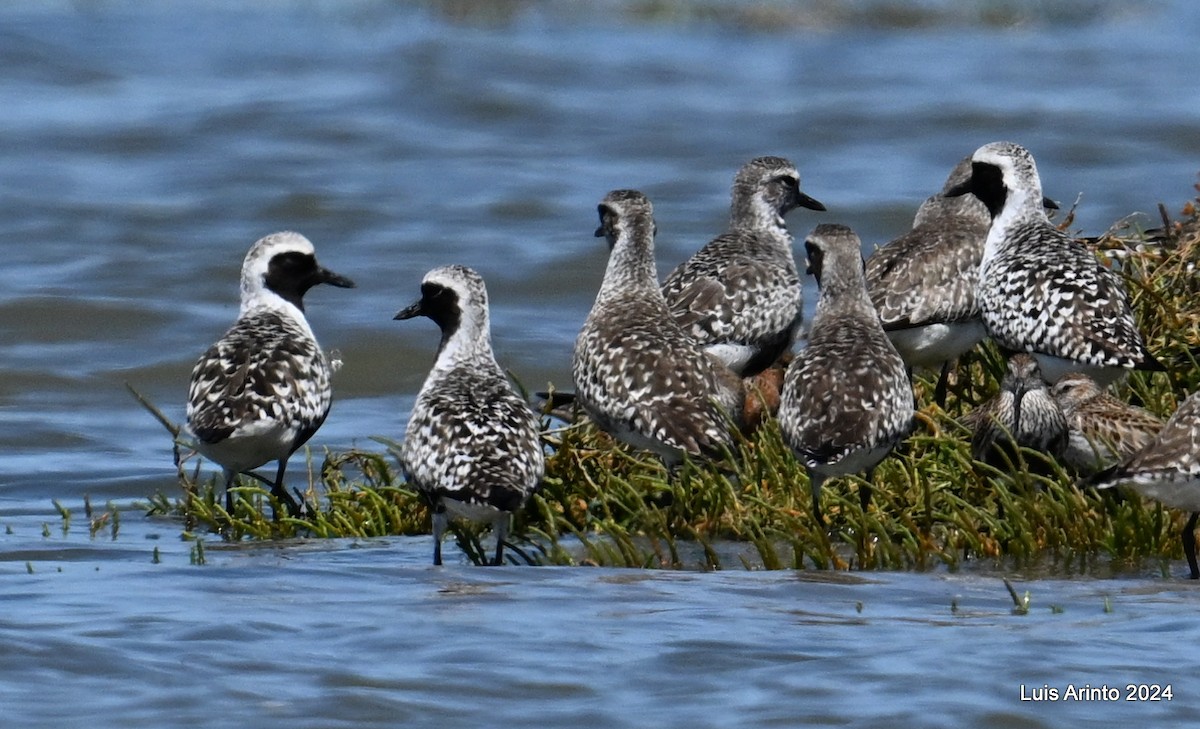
top-left (141, 186), bottom-right (1200, 572)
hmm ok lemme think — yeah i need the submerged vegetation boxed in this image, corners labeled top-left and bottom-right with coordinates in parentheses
top-left (143, 183), bottom-right (1200, 572)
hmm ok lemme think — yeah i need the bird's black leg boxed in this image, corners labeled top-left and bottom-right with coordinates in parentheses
top-left (860, 470), bottom-right (874, 513)
top-left (432, 504), bottom-right (447, 566)
top-left (491, 516), bottom-right (510, 566)
top-left (223, 470), bottom-right (236, 514)
top-left (270, 460), bottom-right (301, 520)
top-left (1184, 512), bottom-right (1198, 580)
top-left (809, 472), bottom-right (826, 528)
top-left (934, 360), bottom-right (951, 409)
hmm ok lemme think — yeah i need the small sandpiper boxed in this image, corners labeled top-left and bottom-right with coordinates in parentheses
top-left (397, 265), bottom-right (545, 566)
top-left (1086, 390), bottom-right (1200, 578)
top-left (186, 231), bottom-right (355, 518)
top-left (1051, 372), bottom-right (1164, 474)
top-left (962, 353), bottom-right (1068, 469)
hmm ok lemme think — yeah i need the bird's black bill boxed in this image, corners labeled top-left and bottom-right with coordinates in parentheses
top-left (393, 300), bottom-right (424, 320)
top-left (319, 267), bottom-right (356, 289)
top-left (797, 191), bottom-right (826, 212)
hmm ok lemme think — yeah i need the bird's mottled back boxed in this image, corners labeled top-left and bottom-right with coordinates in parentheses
top-left (397, 265), bottom-right (544, 564)
top-left (780, 223), bottom-right (914, 472)
top-left (947, 141), bottom-right (1161, 384)
top-left (661, 156), bottom-right (824, 376)
top-left (575, 189), bottom-right (743, 464)
top-left (963, 353), bottom-right (1068, 465)
top-left (1051, 372), bottom-right (1164, 471)
top-left (185, 231), bottom-right (354, 516)
top-left (866, 156), bottom-right (990, 331)
top-left (1088, 391), bottom-right (1200, 509)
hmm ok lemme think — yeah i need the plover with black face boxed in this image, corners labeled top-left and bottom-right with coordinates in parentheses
top-left (574, 189), bottom-right (743, 467)
top-left (962, 353), bottom-right (1068, 469)
top-left (1051, 372), bottom-right (1164, 474)
top-left (778, 223), bottom-right (914, 524)
top-left (946, 141), bottom-right (1162, 386)
top-left (1087, 390), bottom-right (1200, 578)
top-left (187, 231), bottom-right (355, 518)
top-left (661, 156), bottom-right (825, 377)
top-left (397, 265), bottom-right (545, 566)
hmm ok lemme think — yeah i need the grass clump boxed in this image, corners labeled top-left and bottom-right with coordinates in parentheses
top-left (141, 183), bottom-right (1200, 572)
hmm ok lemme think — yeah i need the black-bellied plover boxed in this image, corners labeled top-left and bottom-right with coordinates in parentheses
top-left (961, 353), bottom-right (1068, 468)
top-left (865, 157), bottom-right (990, 405)
top-left (778, 223), bottom-right (914, 524)
top-left (574, 189), bottom-right (743, 466)
top-left (945, 141), bottom-right (1162, 386)
top-left (187, 231), bottom-right (355, 517)
top-left (661, 156), bottom-right (825, 377)
top-left (396, 265), bottom-right (545, 566)
top-left (1086, 390), bottom-right (1200, 578)
top-left (1051, 372), bottom-right (1164, 473)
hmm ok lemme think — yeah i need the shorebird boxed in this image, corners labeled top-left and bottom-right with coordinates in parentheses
top-left (945, 141), bottom-right (1162, 386)
top-left (573, 189), bottom-right (743, 467)
top-left (397, 265), bottom-right (545, 566)
top-left (778, 223), bottom-right (914, 524)
top-left (186, 231), bottom-right (355, 518)
top-left (866, 157), bottom-right (994, 405)
top-left (661, 156), bottom-right (825, 377)
top-left (1086, 390), bottom-right (1200, 578)
top-left (962, 353), bottom-right (1068, 469)
top-left (1051, 372), bottom-right (1164, 473)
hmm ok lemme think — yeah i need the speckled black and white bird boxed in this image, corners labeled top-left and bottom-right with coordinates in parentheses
top-left (186, 231), bottom-right (355, 517)
top-left (661, 156), bottom-right (825, 377)
top-left (778, 223), bottom-right (915, 524)
top-left (962, 353), bottom-right (1068, 468)
top-left (1051, 372), bottom-right (1164, 474)
top-left (865, 157), bottom-right (993, 405)
top-left (1086, 390), bottom-right (1200, 578)
top-left (574, 189), bottom-right (744, 466)
top-left (396, 265), bottom-right (545, 566)
top-left (946, 141), bottom-right (1162, 386)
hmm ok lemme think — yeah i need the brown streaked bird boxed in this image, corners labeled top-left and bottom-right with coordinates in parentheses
top-left (962, 353), bottom-right (1068, 469)
top-left (1087, 390), bottom-right (1200, 579)
top-left (1051, 372), bottom-right (1164, 474)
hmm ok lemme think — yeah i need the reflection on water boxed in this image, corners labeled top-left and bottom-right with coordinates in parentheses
top-left (1, 2), bottom-right (1199, 726)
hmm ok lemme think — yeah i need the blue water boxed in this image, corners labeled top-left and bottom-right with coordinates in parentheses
top-left (1, 1), bottom-right (1199, 726)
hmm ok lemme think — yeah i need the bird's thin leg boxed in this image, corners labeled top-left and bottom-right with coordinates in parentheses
top-left (432, 504), bottom-right (447, 566)
top-left (809, 471), bottom-right (826, 528)
top-left (934, 360), bottom-right (951, 409)
top-left (223, 470), bottom-right (236, 514)
top-left (491, 515), bottom-right (511, 566)
top-left (1184, 511), bottom-right (1198, 580)
top-left (859, 470), bottom-right (874, 513)
top-left (271, 460), bottom-right (301, 520)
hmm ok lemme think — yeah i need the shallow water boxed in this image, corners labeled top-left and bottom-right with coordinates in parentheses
top-left (2, 1), bottom-right (1200, 725)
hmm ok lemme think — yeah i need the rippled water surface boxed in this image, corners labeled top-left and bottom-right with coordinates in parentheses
top-left (2, 1), bottom-right (1199, 726)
